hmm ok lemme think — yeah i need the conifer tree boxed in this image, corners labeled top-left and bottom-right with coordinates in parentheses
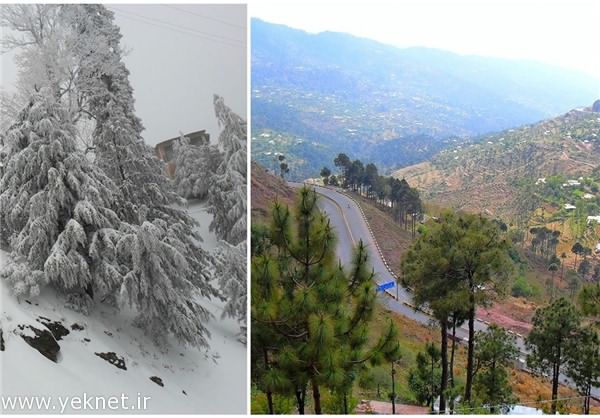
top-left (526, 298), bottom-right (581, 414)
top-left (402, 215), bottom-right (471, 413)
top-left (0, 90), bottom-right (124, 301)
top-left (214, 241), bottom-right (247, 343)
top-left (448, 212), bottom-right (513, 403)
top-left (251, 254), bottom-right (290, 414)
top-left (408, 342), bottom-right (441, 411)
top-left (172, 133), bottom-right (221, 200)
top-left (208, 95), bottom-right (247, 245)
top-left (402, 211), bottom-right (512, 405)
top-left (565, 327), bottom-right (600, 414)
top-left (1, 5), bottom-right (219, 349)
top-left (68, 5), bottom-right (187, 222)
top-left (69, 4), bottom-right (218, 304)
top-left (251, 187), bottom-right (400, 414)
top-left (472, 325), bottom-right (518, 413)
top-left (117, 219), bottom-right (213, 347)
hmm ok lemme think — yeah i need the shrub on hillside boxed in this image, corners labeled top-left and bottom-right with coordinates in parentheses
top-left (511, 276), bottom-right (538, 298)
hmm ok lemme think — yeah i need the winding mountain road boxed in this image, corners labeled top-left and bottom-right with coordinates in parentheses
top-left (289, 182), bottom-right (599, 400)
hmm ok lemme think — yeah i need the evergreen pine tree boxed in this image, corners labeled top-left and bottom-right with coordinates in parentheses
top-left (472, 325), bottom-right (518, 413)
top-left (526, 298), bottom-right (581, 414)
top-left (117, 219), bottom-right (213, 347)
top-left (0, 90), bottom-right (124, 301)
top-left (68, 5), bottom-right (185, 221)
top-left (214, 241), bottom-right (247, 343)
top-left (1, 5), bottom-right (220, 349)
top-left (207, 95), bottom-right (247, 245)
top-left (67, 4), bottom-right (219, 303)
top-left (172, 133), bottom-right (221, 200)
top-left (408, 343), bottom-right (442, 411)
top-left (565, 327), bottom-right (600, 414)
top-left (251, 187), bottom-right (400, 414)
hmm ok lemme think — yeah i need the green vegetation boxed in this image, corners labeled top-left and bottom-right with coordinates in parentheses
top-left (526, 298), bottom-right (582, 414)
top-left (324, 154), bottom-right (423, 234)
top-left (512, 276), bottom-right (540, 298)
top-left (251, 187), bottom-right (401, 414)
top-left (565, 327), bottom-right (600, 414)
top-left (471, 325), bottom-right (519, 414)
top-left (407, 343), bottom-right (441, 412)
top-left (524, 292), bottom-right (600, 415)
top-left (578, 283), bottom-right (600, 319)
top-left (402, 211), bottom-right (514, 408)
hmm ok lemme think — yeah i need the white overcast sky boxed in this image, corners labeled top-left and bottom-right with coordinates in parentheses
top-left (251, 0), bottom-right (600, 79)
top-left (1, 4), bottom-right (247, 146)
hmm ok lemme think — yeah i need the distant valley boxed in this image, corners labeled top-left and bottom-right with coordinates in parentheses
top-left (251, 18), bottom-right (600, 179)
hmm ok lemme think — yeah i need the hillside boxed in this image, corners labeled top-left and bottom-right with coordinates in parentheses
top-left (394, 107), bottom-right (600, 218)
top-left (0, 203), bottom-right (246, 414)
top-left (251, 19), bottom-right (600, 179)
top-left (250, 161), bottom-right (599, 415)
top-left (251, 162), bottom-right (296, 222)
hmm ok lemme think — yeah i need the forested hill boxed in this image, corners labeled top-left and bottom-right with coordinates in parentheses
top-left (251, 18), bottom-right (600, 179)
top-left (393, 106), bottom-right (600, 218)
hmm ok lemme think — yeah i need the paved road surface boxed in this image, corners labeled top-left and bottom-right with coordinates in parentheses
top-left (289, 182), bottom-right (598, 399)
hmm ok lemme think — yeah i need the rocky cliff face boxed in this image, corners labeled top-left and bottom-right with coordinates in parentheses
top-left (592, 99), bottom-right (600, 112)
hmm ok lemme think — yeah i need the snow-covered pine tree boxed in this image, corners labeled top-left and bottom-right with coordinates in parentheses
top-left (0, 89), bottom-right (124, 301)
top-left (68, 5), bottom-right (178, 218)
top-left (172, 133), bottom-right (222, 200)
top-left (67, 5), bottom-right (218, 297)
top-left (208, 95), bottom-right (247, 245)
top-left (214, 241), bottom-right (247, 343)
top-left (1, 5), bottom-right (220, 348)
top-left (117, 219), bottom-right (213, 347)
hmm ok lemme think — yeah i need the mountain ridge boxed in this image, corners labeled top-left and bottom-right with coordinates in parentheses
top-left (251, 18), bottom-right (600, 179)
top-left (393, 106), bottom-right (600, 218)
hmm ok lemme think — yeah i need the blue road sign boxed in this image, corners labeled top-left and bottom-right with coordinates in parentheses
top-left (377, 281), bottom-right (395, 292)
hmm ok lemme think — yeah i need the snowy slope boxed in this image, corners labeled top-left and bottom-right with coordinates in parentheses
top-left (0, 202), bottom-right (246, 414)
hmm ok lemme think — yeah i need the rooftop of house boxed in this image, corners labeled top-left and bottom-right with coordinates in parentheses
top-left (155, 130), bottom-right (209, 149)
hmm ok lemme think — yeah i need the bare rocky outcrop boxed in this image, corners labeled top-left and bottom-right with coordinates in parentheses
top-left (18, 325), bottom-right (61, 362)
top-left (95, 352), bottom-right (127, 370)
top-left (37, 316), bottom-right (70, 341)
top-left (150, 376), bottom-right (164, 387)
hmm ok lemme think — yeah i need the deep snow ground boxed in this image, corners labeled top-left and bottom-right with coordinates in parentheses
top-left (0, 202), bottom-right (246, 414)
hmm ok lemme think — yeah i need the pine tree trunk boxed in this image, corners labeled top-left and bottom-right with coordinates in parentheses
top-left (440, 322), bottom-right (448, 414)
top-left (449, 319), bottom-right (457, 415)
top-left (343, 392), bottom-right (348, 415)
top-left (296, 388), bottom-right (305, 415)
top-left (430, 356), bottom-right (435, 413)
top-left (391, 361), bottom-right (396, 414)
top-left (312, 379), bottom-right (322, 414)
top-left (489, 359), bottom-right (497, 414)
top-left (583, 384), bottom-right (590, 415)
top-left (267, 392), bottom-right (274, 415)
top-left (262, 348), bottom-right (274, 414)
top-left (464, 297), bottom-right (476, 403)
top-left (551, 360), bottom-right (560, 415)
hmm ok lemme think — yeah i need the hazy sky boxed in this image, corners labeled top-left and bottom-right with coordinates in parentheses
top-left (1, 4), bottom-right (247, 146)
top-left (251, 0), bottom-right (600, 79)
